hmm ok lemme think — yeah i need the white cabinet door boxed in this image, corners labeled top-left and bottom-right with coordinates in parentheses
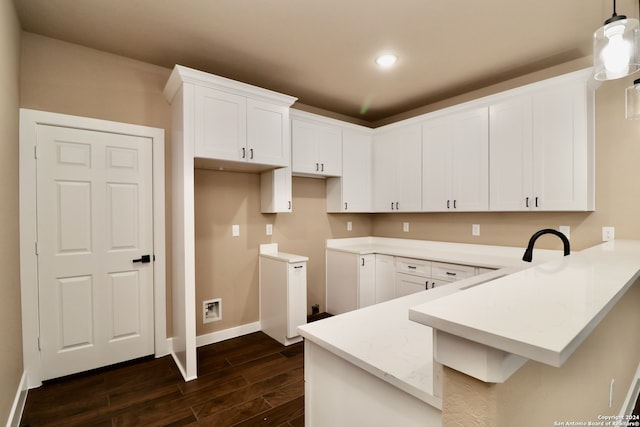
top-left (291, 118), bottom-right (342, 176)
top-left (422, 107), bottom-right (488, 212)
top-left (326, 250), bottom-right (358, 315)
top-left (489, 96), bottom-right (534, 211)
top-left (422, 116), bottom-right (453, 211)
top-left (372, 124), bottom-right (422, 212)
top-left (260, 167), bottom-right (292, 213)
top-left (287, 262), bottom-right (307, 339)
top-left (247, 99), bottom-right (290, 167)
top-left (451, 108), bottom-right (489, 211)
top-left (358, 254), bottom-right (376, 309)
top-left (195, 85), bottom-right (247, 161)
top-left (375, 254), bottom-right (396, 303)
top-left (396, 273), bottom-right (429, 297)
top-left (327, 128), bottom-right (372, 212)
top-left (531, 81), bottom-right (591, 211)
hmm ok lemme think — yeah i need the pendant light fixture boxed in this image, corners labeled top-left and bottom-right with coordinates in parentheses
top-left (593, 0), bottom-right (640, 81)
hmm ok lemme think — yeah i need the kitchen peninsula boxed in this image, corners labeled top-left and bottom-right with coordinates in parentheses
top-left (298, 238), bottom-right (640, 426)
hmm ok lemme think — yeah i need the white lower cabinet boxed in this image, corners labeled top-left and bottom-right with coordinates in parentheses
top-left (259, 247), bottom-right (308, 346)
top-left (326, 250), bottom-right (486, 314)
top-left (326, 250), bottom-right (376, 315)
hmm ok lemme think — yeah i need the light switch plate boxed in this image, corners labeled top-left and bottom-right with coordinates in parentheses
top-left (266, 224), bottom-right (273, 236)
top-left (347, 221), bottom-right (352, 231)
top-left (472, 224), bottom-right (480, 236)
top-left (403, 222), bottom-right (409, 232)
top-left (232, 224), bottom-right (240, 237)
top-left (602, 226), bottom-right (615, 241)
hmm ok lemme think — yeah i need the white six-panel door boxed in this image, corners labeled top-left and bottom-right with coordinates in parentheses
top-left (36, 124), bottom-right (154, 380)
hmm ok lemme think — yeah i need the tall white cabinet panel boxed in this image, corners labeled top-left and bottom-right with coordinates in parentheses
top-left (422, 107), bottom-right (488, 212)
top-left (489, 69), bottom-right (594, 211)
top-left (327, 128), bottom-right (373, 212)
top-left (372, 123), bottom-right (422, 212)
top-left (164, 65), bottom-right (297, 379)
top-left (291, 114), bottom-right (342, 177)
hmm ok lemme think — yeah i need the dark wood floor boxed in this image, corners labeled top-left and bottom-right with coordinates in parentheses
top-left (20, 332), bottom-right (304, 427)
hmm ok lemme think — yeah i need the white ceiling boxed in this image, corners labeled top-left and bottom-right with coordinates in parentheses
top-left (12, 0), bottom-right (638, 124)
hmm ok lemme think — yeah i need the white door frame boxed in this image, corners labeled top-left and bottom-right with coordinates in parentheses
top-left (19, 109), bottom-right (168, 388)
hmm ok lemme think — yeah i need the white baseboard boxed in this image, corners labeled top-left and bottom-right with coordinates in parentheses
top-left (6, 371), bottom-right (28, 427)
top-left (196, 322), bottom-right (261, 347)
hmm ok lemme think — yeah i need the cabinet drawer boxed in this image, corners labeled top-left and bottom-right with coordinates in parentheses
top-left (396, 257), bottom-right (431, 277)
top-left (431, 262), bottom-right (475, 282)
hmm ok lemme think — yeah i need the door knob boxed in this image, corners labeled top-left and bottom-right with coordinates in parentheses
top-left (132, 254), bottom-right (152, 263)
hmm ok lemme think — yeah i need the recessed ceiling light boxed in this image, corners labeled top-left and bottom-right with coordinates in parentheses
top-left (375, 54), bottom-right (398, 68)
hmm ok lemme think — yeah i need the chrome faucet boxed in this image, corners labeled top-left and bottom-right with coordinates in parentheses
top-left (522, 228), bottom-right (570, 262)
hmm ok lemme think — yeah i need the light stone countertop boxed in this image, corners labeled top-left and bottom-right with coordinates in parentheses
top-left (409, 240), bottom-right (640, 367)
top-left (298, 237), bottom-right (557, 409)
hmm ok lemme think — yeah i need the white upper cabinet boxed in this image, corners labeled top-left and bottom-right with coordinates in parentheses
top-left (164, 65), bottom-right (297, 171)
top-left (291, 112), bottom-right (342, 177)
top-left (327, 127), bottom-right (372, 212)
top-left (372, 123), bottom-right (422, 212)
top-left (195, 86), bottom-right (291, 167)
top-left (489, 70), bottom-right (594, 211)
top-left (422, 107), bottom-right (489, 212)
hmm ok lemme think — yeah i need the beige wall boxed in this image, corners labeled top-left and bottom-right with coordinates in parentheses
top-left (194, 171), bottom-right (372, 335)
top-left (0, 0), bottom-right (22, 424)
top-left (442, 280), bottom-right (640, 426)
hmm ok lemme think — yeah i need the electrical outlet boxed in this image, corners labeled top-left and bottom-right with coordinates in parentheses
top-left (602, 226), bottom-right (615, 242)
top-left (203, 299), bottom-right (221, 323)
top-left (266, 224), bottom-right (273, 236)
top-left (232, 224), bottom-right (240, 237)
top-left (403, 222), bottom-right (409, 232)
top-left (347, 221), bottom-right (352, 231)
top-left (472, 224), bottom-right (480, 236)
